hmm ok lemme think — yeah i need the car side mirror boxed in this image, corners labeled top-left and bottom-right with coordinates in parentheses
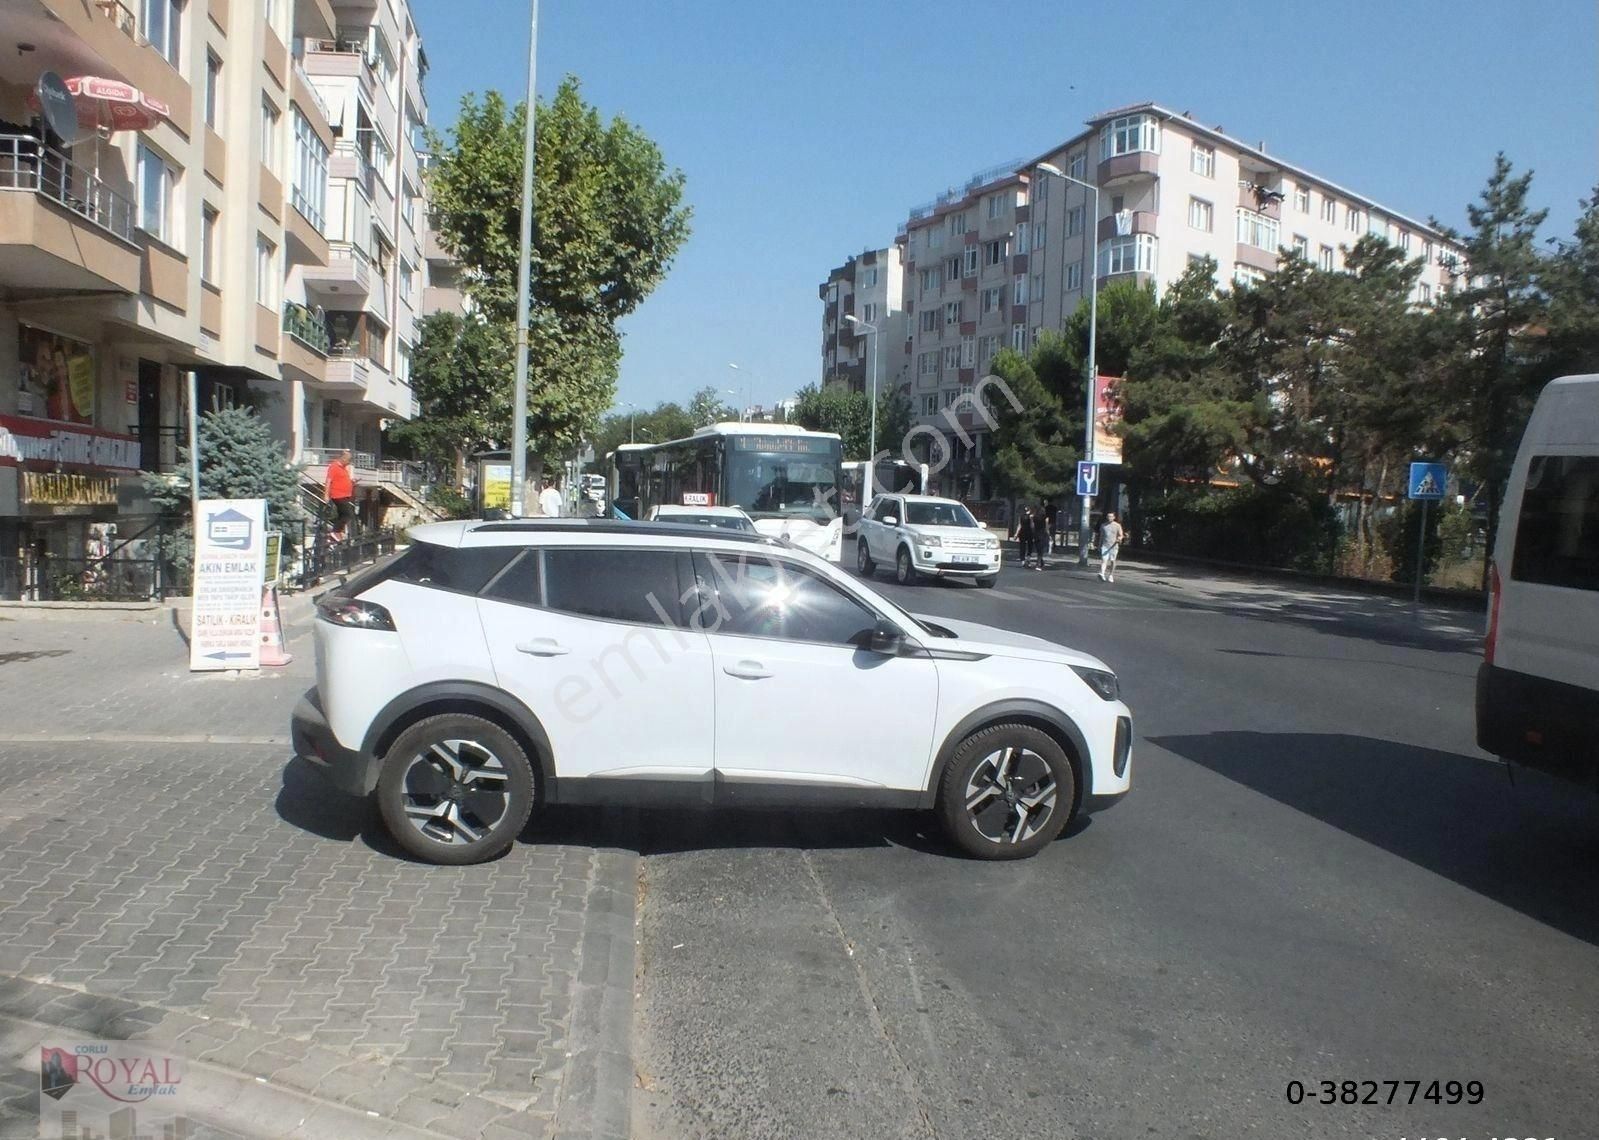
top-left (882, 515), bottom-right (898, 527)
top-left (869, 618), bottom-right (904, 656)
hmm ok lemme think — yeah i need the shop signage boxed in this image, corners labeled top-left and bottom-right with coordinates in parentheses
top-left (21, 472), bottom-right (119, 507)
top-left (190, 499), bottom-right (267, 671)
top-left (18, 324), bottom-right (97, 426)
top-left (0, 415), bottom-right (141, 474)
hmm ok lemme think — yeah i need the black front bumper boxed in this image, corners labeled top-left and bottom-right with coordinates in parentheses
top-left (291, 689), bottom-right (378, 796)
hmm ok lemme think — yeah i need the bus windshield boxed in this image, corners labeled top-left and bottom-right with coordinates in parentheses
top-left (726, 451), bottom-right (840, 523)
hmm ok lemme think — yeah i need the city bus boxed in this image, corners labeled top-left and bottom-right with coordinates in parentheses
top-left (612, 423), bottom-right (845, 560)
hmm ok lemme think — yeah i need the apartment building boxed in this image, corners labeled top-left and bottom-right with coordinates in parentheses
top-left (873, 102), bottom-right (1468, 501)
top-left (818, 245), bottom-right (909, 402)
top-left (0, 0), bottom-right (436, 583)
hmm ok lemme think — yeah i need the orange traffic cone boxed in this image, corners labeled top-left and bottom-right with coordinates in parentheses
top-left (258, 585), bottom-right (293, 667)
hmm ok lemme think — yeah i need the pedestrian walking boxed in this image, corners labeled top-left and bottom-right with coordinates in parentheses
top-left (1098, 511), bottom-right (1125, 583)
top-left (1017, 508), bottom-right (1034, 569)
top-left (537, 479), bottom-right (564, 518)
top-left (325, 449), bottom-right (356, 543)
top-left (1036, 499), bottom-right (1054, 569)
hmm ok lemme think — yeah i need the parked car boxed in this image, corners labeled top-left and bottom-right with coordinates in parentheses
top-left (856, 493), bottom-right (1001, 587)
top-left (646, 504), bottom-right (758, 533)
top-left (292, 519), bottom-right (1131, 864)
top-left (1476, 374), bottom-right (1599, 790)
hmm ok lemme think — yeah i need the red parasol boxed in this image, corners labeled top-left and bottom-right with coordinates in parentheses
top-left (28, 76), bottom-right (170, 133)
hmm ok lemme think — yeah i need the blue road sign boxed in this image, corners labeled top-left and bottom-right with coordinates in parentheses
top-left (1076, 461), bottom-right (1100, 497)
top-left (1408, 461), bottom-right (1447, 501)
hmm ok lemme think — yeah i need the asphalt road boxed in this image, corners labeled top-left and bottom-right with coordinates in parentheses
top-left (624, 557), bottom-right (1599, 1140)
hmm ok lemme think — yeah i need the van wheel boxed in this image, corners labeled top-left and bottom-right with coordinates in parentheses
top-left (857, 539), bottom-right (876, 577)
top-left (937, 724), bottom-right (1075, 860)
top-left (377, 714), bottom-right (536, 865)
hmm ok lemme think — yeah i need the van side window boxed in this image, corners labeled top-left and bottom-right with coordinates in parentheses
top-left (1511, 455), bottom-right (1599, 591)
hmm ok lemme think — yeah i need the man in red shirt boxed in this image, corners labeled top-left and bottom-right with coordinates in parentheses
top-left (326, 449), bottom-right (355, 542)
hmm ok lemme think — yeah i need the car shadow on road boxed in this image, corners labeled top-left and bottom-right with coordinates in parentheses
top-left (274, 755), bottom-right (426, 862)
top-left (1150, 731), bottom-right (1599, 947)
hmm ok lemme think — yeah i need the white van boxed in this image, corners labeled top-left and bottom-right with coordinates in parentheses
top-left (1476, 374), bottom-right (1599, 789)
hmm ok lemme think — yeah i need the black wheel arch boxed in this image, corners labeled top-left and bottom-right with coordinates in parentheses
top-left (921, 700), bottom-right (1089, 812)
top-left (361, 681), bottom-right (559, 800)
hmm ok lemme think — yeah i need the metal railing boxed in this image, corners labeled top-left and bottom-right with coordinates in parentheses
top-left (291, 60), bottom-right (335, 123)
top-left (0, 517), bottom-right (189, 602)
top-left (283, 302), bottom-right (331, 353)
top-left (0, 135), bottom-right (138, 244)
top-left (299, 448), bottom-right (423, 489)
top-left (899, 157), bottom-right (1029, 233)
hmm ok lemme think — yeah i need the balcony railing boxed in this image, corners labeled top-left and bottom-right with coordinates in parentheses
top-left (292, 61), bottom-right (334, 124)
top-left (300, 448), bottom-right (425, 489)
top-left (283, 302), bottom-right (331, 353)
top-left (0, 136), bottom-right (138, 245)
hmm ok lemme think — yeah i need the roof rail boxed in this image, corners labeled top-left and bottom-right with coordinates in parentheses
top-left (468, 519), bottom-right (781, 545)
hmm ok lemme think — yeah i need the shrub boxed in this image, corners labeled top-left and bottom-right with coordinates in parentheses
top-left (1141, 484), bottom-right (1340, 572)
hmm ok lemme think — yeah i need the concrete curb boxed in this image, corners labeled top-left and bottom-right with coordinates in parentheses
top-left (553, 839), bottom-right (638, 1140)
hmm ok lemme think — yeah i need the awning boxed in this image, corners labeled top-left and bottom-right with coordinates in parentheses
top-left (28, 76), bottom-right (170, 134)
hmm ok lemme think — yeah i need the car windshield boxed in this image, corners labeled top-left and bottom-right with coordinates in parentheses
top-left (905, 501), bottom-right (978, 527)
top-left (726, 451), bottom-right (840, 523)
top-left (673, 513), bottom-right (753, 531)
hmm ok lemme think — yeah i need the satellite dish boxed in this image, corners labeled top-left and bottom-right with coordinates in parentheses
top-left (34, 72), bottom-right (79, 143)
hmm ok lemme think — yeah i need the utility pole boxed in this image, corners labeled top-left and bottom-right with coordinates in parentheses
top-left (508, 0), bottom-right (539, 517)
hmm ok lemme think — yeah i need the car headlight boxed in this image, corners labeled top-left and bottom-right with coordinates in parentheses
top-left (919, 535), bottom-right (942, 548)
top-left (985, 535), bottom-right (1000, 549)
top-left (1070, 664), bottom-right (1120, 702)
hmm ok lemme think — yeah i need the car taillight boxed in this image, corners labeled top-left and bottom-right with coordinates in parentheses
top-left (1484, 560), bottom-right (1501, 665)
top-left (316, 594), bottom-right (396, 631)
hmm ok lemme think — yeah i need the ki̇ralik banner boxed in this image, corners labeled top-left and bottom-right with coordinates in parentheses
top-left (189, 498), bottom-right (268, 671)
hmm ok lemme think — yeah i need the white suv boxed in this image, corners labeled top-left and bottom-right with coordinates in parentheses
top-left (857, 493), bottom-right (1002, 587)
top-left (292, 519), bottom-right (1131, 864)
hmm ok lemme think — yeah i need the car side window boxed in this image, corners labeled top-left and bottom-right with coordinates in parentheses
top-left (873, 498), bottom-right (898, 523)
top-left (1512, 455), bottom-right (1599, 591)
top-left (697, 551), bottom-right (878, 647)
top-left (480, 549), bottom-right (542, 606)
top-left (528, 547), bottom-right (685, 626)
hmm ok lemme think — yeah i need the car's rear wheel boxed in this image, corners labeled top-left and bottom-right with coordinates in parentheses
top-left (895, 547), bottom-right (919, 585)
top-left (937, 723), bottom-right (1075, 860)
top-left (857, 539), bottom-right (876, 577)
top-left (377, 714), bottom-right (536, 865)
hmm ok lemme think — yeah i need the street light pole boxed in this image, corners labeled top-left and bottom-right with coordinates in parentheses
top-left (509, 0), bottom-right (539, 517)
top-left (843, 314), bottom-right (879, 483)
top-left (727, 363), bottom-right (754, 421)
top-left (1036, 161), bottom-right (1099, 566)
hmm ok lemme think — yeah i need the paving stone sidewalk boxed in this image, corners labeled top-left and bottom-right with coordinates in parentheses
top-left (0, 609), bottom-right (635, 1139)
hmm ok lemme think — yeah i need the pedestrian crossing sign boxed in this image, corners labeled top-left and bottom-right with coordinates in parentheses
top-left (1408, 462), bottom-right (1446, 501)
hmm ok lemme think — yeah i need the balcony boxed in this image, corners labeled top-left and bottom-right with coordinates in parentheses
top-left (301, 240), bottom-right (371, 297)
top-left (1097, 149), bottom-right (1160, 186)
top-left (301, 38), bottom-right (376, 99)
top-left (0, 136), bottom-right (140, 296)
top-left (329, 140), bottom-right (375, 199)
top-left (1097, 210), bottom-right (1159, 241)
top-left (26, 0), bottom-right (191, 125)
top-left (281, 302), bottom-right (329, 383)
top-left (321, 348), bottom-right (370, 392)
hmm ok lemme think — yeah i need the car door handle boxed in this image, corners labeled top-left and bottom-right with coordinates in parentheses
top-left (516, 638), bottom-right (570, 656)
top-left (723, 660), bottom-right (772, 680)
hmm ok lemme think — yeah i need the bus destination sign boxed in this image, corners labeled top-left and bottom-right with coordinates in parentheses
top-left (730, 435), bottom-right (835, 454)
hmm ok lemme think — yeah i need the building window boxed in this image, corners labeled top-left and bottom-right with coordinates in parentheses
top-left (1099, 113), bottom-right (1159, 160)
top-left (1011, 323), bottom-right (1027, 351)
top-left (944, 300), bottom-right (961, 325)
top-left (942, 388), bottom-right (958, 407)
top-left (1424, 240), bottom-right (1435, 264)
top-left (1418, 282), bottom-right (1433, 303)
top-left (141, 0), bottom-right (184, 68)
top-left (1346, 205), bottom-right (1363, 232)
top-left (1188, 197), bottom-right (1213, 232)
top-left (928, 226), bottom-right (944, 250)
top-left (1066, 206), bottom-right (1083, 237)
top-left (1236, 208), bottom-right (1279, 252)
top-left (1031, 326), bottom-right (1042, 348)
top-left (204, 52), bottom-right (221, 128)
top-left (1099, 234), bottom-right (1158, 276)
top-left (291, 109), bottom-right (329, 232)
top-left (861, 266), bottom-right (879, 287)
top-left (136, 143), bottom-right (179, 246)
top-left (919, 309), bottom-right (939, 333)
top-left (1294, 185), bottom-right (1310, 213)
top-left (1318, 244), bottom-right (1335, 272)
top-left (261, 97), bottom-right (281, 173)
top-left (1321, 196), bottom-right (1337, 224)
top-left (922, 395), bottom-right (939, 416)
top-left (862, 302), bottom-right (878, 323)
top-left (1400, 230), bottom-right (1412, 252)
top-left (920, 267), bottom-right (942, 292)
top-left (1030, 269), bottom-right (1044, 302)
top-left (1233, 263), bottom-right (1268, 288)
top-left (1066, 262), bottom-right (1083, 291)
top-left (1032, 221), bottom-right (1046, 250)
top-left (918, 350), bottom-right (938, 377)
top-left (942, 345), bottom-right (961, 371)
top-left (963, 247), bottom-right (979, 277)
top-left (1012, 273), bottom-right (1027, 305)
top-left (960, 335), bottom-right (975, 367)
top-left (1014, 221), bottom-right (1029, 251)
top-left (1190, 143), bottom-right (1214, 177)
top-left (400, 259), bottom-right (414, 305)
top-left (255, 235), bottom-right (277, 307)
top-left (950, 211), bottom-right (968, 235)
top-left (981, 286), bottom-right (1003, 314)
top-left (987, 193), bottom-right (1005, 219)
top-left (1292, 234), bottom-right (1309, 259)
top-left (1068, 150), bottom-right (1087, 179)
top-left (201, 205), bottom-right (219, 283)
top-left (984, 238), bottom-right (1007, 267)
top-left (978, 335), bottom-right (999, 367)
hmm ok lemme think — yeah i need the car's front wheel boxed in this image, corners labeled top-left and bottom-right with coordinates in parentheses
top-left (895, 547), bottom-right (920, 586)
top-left (977, 574), bottom-right (998, 589)
top-left (937, 723), bottom-right (1075, 859)
top-left (377, 714), bottom-right (536, 865)
top-left (857, 539), bottom-right (876, 577)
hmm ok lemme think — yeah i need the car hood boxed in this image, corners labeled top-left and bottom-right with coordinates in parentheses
top-left (911, 613), bottom-right (1112, 671)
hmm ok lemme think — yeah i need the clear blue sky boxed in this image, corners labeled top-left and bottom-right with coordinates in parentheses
top-left (415, 0), bottom-right (1598, 413)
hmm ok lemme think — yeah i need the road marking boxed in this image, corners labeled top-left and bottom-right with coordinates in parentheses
top-left (0, 732), bottom-right (287, 746)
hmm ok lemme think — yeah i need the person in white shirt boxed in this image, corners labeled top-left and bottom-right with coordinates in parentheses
top-left (537, 481), bottom-right (564, 518)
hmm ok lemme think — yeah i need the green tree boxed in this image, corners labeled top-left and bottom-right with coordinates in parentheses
top-left (425, 77), bottom-right (692, 465)
top-left (1431, 154), bottom-right (1550, 583)
top-left (791, 383), bottom-right (910, 458)
top-left (985, 336), bottom-right (1081, 502)
top-left (688, 386), bottom-right (734, 427)
top-left (589, 400), bottom-right (694, 461)
top-left (1541, 184), bottom-right (1599, 377)
top-left (385, 311), bottom-right (512, 483)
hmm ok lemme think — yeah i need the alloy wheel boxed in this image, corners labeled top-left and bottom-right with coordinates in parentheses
top-left (962, 746), bottom-right (1058, 845)
top-left (399, 738), bottom-right (511, 846)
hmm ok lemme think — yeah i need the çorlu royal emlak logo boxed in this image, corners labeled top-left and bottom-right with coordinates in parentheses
top-left (41, 1043), bottom-right (183, 1103)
